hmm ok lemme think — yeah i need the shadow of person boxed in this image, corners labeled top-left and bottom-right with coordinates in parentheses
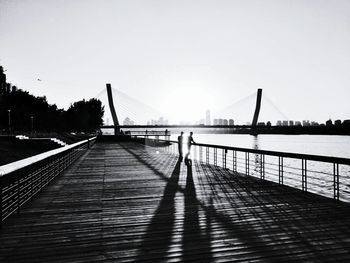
top-left (183, 165), bottom-right (213, 262)
top-left (134, 159), bottom-right (181, 262)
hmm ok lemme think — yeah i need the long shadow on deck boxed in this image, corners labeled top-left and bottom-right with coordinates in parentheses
top-left (122, 145), bottom-right (214, 262)
top-left (122, 143), bottom-right (350, 262)
top-left (134, 159), bottom-right (181, 262)
top-left (183, 166), bottom-right (213, 262)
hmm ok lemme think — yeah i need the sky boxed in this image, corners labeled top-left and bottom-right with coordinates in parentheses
top-left (0, 0), bottom-right (349, 124)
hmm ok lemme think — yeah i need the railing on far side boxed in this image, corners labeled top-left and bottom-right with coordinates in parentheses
top-left (137, 137), bottom-right (350, 202)
top-left (0, 137), bottom-right (96, 226)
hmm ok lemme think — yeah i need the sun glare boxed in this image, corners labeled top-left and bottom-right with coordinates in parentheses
top-left (160, 85), bottom-right (214, 124)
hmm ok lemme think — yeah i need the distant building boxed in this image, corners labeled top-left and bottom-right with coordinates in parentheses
top-left (229, 119), bottom-right (234, 126)
top-left (123, 117), bottom-right (135, 125)
top-left (205, 110), bottom-right (211, 125)
top-left (282, 121), bottom-right (288, 126)
top-left (223, 119), bottom-right (228, 126)
top-left (199, 118), bottom-right (205, 125)
top-left (303, 120), bottom-right (310, 126)
top-left (311, 121), bottom-right (319, 126)
top-left (289, 120), bottom-right (294, 126)
top-left (219, 119), bottom-right (224, 125)
top-left (213, 119), bottom-right (219, 125)
top-left (257, 122), bottom-right (265, 126)
top-left (276, 120), bottom-right (282, 126)
top-left (149, 117), bottom-right (168, 125)
top-left (0, 66), bottom-right (7, 94)
top-left (295, 121), bottom-right (302, 126)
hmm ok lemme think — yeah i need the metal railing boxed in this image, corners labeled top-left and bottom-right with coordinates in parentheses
top-left (140, 138), bottom-right (350, 202)
top-left (0, 137), bottom-right (96, 226)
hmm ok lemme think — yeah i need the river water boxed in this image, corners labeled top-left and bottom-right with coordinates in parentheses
top-left (170, 133), bottom-right (350, 158)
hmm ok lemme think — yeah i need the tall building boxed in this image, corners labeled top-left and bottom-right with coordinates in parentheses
top-left (205, 110), bottom-right (211, 125)
top-left (0, 66), bottom-right (7, 94)
top-left (303, 120), bottom-right (310, 126)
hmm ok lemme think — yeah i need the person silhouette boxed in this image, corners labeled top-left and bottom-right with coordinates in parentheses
top-left (177, 132), bottom-right (184, 161)
top-left (184, 132), bottom-right (196, 166)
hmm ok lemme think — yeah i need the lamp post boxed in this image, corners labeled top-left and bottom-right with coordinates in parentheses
top-left (8, 109), bottom-right (11, 133)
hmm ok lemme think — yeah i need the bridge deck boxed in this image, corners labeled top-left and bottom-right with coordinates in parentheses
top-left (1, 142), bottom-right (350, 262)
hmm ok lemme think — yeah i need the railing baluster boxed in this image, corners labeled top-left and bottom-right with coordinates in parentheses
top-left (245, 152), bottom-right (249, 176)
top-left (233, 150), bottom-right (237, 172)
top-left (333, 163), bottom-right (339, 200)
top-left (302, 159), bottom-right (307, 192)
top-left (206, 147), bottom-right (209, 164)
top-left (224, 149), bottom-right (227, 169)
top-left (278, 156), bottom-right (284, 185)
top-left (260, 154), bottom-right (265, 180)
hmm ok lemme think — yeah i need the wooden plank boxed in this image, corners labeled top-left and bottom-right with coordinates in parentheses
top-left (1, 141), bottom-right (350, 262)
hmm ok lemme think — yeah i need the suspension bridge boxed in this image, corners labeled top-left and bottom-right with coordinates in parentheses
top-left (95, 84), bottom-right (289, 135)
top-left (1, 85), bottom-right (350, 262)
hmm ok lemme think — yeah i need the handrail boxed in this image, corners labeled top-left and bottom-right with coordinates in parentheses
top-left (155, 139), bottom-right (350, 165)
top-left (0, 137), bottom-right (96, 177)
top-left (135, 136), bottom-right (350, 202)
top-left (0, 136), bottom-right (96, 226)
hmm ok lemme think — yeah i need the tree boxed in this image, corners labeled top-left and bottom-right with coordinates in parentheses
top-left (64, 99), bottom-right (104, 132)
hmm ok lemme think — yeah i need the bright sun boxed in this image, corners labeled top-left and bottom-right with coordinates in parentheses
top-left (160, 86), bottom-right (214, 124)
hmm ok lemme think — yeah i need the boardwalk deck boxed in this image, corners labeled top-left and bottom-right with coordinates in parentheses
top-left (1, 141), bottom-right (350, 262)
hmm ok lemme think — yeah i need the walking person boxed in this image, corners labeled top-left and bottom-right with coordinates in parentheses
top-left (178, 132), bottom-right (184, 161)
top-left (185, 132), bottom-right (196, 166)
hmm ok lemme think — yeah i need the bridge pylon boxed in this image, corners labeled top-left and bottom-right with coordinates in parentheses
top-left (106, 83), bottom-right (121, 135)
top-left (252, 88), bottom-right (262, 128)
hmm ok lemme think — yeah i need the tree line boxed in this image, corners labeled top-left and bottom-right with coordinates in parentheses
top-left (0, 66), bottom-right (104, 133)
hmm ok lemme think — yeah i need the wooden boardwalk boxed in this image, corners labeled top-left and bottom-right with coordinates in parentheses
top-left (1, 142), bottom-right (350, 262)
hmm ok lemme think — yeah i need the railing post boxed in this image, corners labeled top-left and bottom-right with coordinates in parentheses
top-left (333, 163), bottom-right (339, 201)
top-left (214, 148), bottom-right (217, 166)
top-left (233, 150), bottom-right (237, 172)
top-left (206, 147), bottom-right (209, 164)
top-left (199, 146), bottom-right (203, 163)
top-left (278, 156), bottom-right (284, 185)
top-left (260, 154), bottom-right (265, 180)
top-left (245, 152), bottom-right (249, 176)
top-left (224, 149), bottom-right (227, 169)
top-left (302, 159), bottom-right (307, 192)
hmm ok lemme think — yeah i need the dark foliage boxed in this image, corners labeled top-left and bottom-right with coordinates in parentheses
top-left (0, 66), bottom-right (104, 132)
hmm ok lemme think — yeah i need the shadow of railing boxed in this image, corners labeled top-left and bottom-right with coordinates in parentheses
top-left (121, 142), bottom-right (350, 261)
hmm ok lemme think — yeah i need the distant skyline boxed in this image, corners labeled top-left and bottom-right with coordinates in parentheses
top-left (1, 0), bottom-right (349, 124)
